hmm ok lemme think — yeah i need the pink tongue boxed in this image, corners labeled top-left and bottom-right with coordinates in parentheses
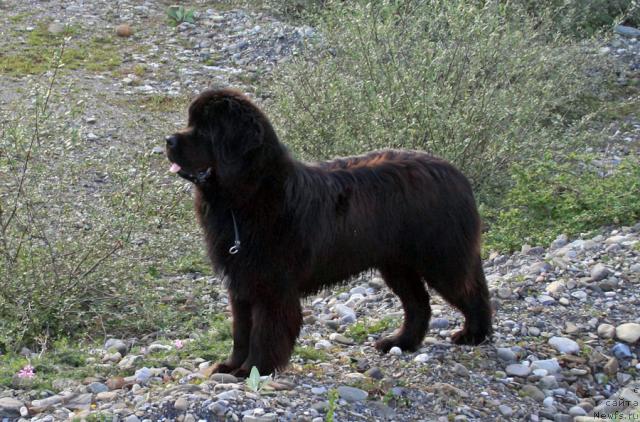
top-left (169, 163), bottom-right (181, 173)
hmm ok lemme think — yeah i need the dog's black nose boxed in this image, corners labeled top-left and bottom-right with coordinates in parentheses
top-left (165, 135), bottom-right (178, 149)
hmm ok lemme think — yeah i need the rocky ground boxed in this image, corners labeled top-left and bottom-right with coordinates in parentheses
top-left (0, 1), bottom-right (639, 421)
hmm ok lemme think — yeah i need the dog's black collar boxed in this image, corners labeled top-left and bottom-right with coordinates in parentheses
top-left (178, 168), bottom-right (212, 185)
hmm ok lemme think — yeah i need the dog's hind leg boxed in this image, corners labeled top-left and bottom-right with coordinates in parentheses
top-left (432, 256), bottom-right (493, 345)
top-left (375, 266), bottom-right (431, 353)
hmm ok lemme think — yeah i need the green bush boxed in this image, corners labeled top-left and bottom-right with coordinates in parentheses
top-left (266, 0), bottom-right (603, 199)
top-left (515, 0), bottom-right (640, 37)
top-left (484, 153), bottom-right (640, 251)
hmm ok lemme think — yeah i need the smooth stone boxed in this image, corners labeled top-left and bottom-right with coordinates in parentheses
top-left (333, 304), bottom-right (356, 318)
top-left (244, 415), bottom-right (277, 422)
top-left (116, 23), bottom-right (134, 37)
top-left (30, 395), bottom-right (63, 411)
top-left (134, 367), bottom-right (152, 384)
top-left (65, 393), bottom-right (92, 410)
top-left (506, 364), bottom-right (531, 377)
top-left (497, 287), bottom-right (512, 299)
top-left (616, 323), bottom-right (640, 343)
top-left (96, 391), bottom-right (118, 401)
top-left (546, 280), bottom-right (565, 295)
top-left (453, 363), bottom-right (469, 377)
top-left (498, 404), bottom-right (513, 417)
top-left (337, 386), bottom-right (368, 402)
top-left (365, 367), bottom-right (384, 380)
top-left (311, 386), bottom-right (327, 395)
top-left (429, 318), bottom-right (450, 329)
top-left (521, 384), bottom-right (545, 402)
top-left (612, 343), bottom-right (632, 360)
top-left (148, 344), bottom-right (172, 353)
top-left (87, 382), bottom-right (109, 394)
top-left (315, 340), bottom-right (332, 350)
top-left (104, 338), bottom-right (128, 355)
top-left (210, 373), bottom-right (238, 384)
top-left (549, 336), bottom-right (580, 354)
top-left (118, 354), bottom-right (142, 370)
top-left (615, 25), bottom-right (640, 38)
top-left (389, 347), bottom-right (402, 356)
top-left (215, 390), bottom-right (241, 401)
top-left (569, 406), bottom-right (588, 416)
top-left (174, 397), bottom-right (188, 412)
top-left (329, 333), bottom-right (355, 345)
top-left (597, 324), bottom-right (616, 339)
top-left (570, 290), bottom-right (587, 300)
top-left (531, 359), bottom-right (561, 374)
top-left (414, 353), bottom-right (429, 363)
top-left (590, 264), bottom-right (610, 281)
top-left (538, 375), bottom-right (559, 389)
top-left (0, 397), bottom-right (24, 417)
top-left (497, 348), bottom-right (517, 362)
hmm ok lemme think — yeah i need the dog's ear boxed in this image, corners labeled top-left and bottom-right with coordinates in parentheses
top-left (204, 97), bottom-right (264, 161)
top-left (200, 96), bottom-right (265, 185)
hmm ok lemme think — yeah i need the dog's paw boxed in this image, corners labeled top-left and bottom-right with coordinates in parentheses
top-left (451, 328), bottom-right (490, 346)
top-left (203, 361), bottom-right (239, 377)
top-left (374, 335), bottom-right (419, 353)
top-left (230, 366), bottom-right (251, 378)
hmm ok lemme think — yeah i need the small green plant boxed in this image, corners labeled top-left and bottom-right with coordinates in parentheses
top-left (167, 5), bottom-right (196, 25)
top-left (294, 345), bottom-right (329, 361)
top-left (346, 317), bottom-right (398, 343)
top-left (325, 388), bottom-right (339, 422)
top-left (245, 366), bottom-right (272, 393)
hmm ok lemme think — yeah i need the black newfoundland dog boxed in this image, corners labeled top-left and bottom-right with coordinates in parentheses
top-left (166, 88), bottom-right (492, 376)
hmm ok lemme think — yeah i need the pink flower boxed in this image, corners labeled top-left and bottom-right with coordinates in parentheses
top-left (174, 339), bottom-right (184, 349)
top-left (18, 365), bottom-right (35, 379)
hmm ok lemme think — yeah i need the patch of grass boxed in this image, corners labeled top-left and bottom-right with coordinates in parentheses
top-left (8, 12), bottom-right (31, 23)
top-left (132, 63), bottom-right (147, 77)
top-left (132, 94), bottom-right (190, 113)
top-left (484, 153), bottom-right (640, 252)
top-left (72, 414), bottom-right (112, 422)
top-left (346, 317), bottom-right (398, 343)
top-left (294, 345), bottom-right (329, 362)
top-left (176, 316), bottom-right (232, 362)
top-left (0, 339), bottom-right (111, 391)
top-left (0, 22), bottom-right (122, 75)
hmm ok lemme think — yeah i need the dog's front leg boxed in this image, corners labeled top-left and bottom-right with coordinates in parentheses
top-left (210, 291), bottom-right (252, 374)
top-left (231, 295), bottom-right (302, 377)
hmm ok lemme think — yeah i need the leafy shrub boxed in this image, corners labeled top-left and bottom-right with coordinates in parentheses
top-left (266, 0), bottom-right (602, 199)
top-left (515, 0), bottom-right (640, 37)
top-left (484, 153), bottom-right (640, 251)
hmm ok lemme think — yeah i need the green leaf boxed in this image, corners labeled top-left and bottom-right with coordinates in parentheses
top-left (247, 366), bottom-right (261, 392)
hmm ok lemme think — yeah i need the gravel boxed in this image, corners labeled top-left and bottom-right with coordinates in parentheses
top-left (0, 1), bottom-right (639, 421)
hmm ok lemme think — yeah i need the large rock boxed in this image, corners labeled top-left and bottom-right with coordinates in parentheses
top-left (616, 323), bottom-right (640, 343)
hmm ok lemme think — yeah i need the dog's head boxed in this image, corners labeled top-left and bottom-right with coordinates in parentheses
top-left (166, 88), bottom-right (273, 186)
